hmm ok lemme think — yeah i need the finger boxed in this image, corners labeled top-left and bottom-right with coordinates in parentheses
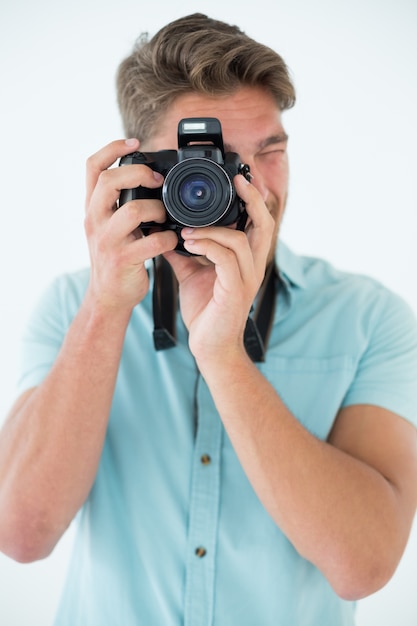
top-left (164, 249), bottom-right (207, 284)
top-left (181, 229), bottom-right (254, 294)
top-left (233, 174), bottom-right (275, 273)
top-left (124, 229), bottom-right (179, 265)
top-left (85, 138), bottom-right (139, 208)
top-left (87, 162), bottom-right (164, 226)
top-left (108, 199), bottom-right (167, 243)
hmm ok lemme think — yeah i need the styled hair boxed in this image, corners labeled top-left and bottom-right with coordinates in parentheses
top-left (116, 13), bottom-right (296, 143)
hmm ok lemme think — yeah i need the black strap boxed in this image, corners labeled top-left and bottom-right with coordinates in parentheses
top-left (243, 262), bottom-right (278, 362)
top-left (152, 257), bottom-right (278, 361)
top-left (152, 256), bottom-right (178, 350)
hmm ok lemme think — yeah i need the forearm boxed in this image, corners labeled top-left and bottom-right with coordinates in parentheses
top-left (0, 293), bottom-right (132, 562)
top-left (197, 348), bottom-right (406, 599)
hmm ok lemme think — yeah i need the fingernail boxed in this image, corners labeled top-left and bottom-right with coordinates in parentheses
top-left (153, 171), bottom-right (164, 182)
top-left (183, 228), bottom-right (195, 235)
top-left (125, 138), bottom-right (138, 147)
top-left (241, 172), bottom-right (252, 184)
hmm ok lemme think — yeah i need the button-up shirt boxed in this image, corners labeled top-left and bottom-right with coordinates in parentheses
top-left (18, 242), bottom-right (417, 626)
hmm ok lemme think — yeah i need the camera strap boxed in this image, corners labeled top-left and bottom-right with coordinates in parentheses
top-left (152, 256), bottom-right (178, 350)
top-left (243, 261), bottom-right (278, 362)
top-left (151, 256), bottom-right (278, 362)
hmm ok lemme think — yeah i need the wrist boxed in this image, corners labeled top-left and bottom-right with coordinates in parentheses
top-left (194, 340), bottom-right (252, 380)
top-left (83, 286), bottom-right (135, 330)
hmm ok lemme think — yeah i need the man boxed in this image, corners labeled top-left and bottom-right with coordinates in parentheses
top-left (1, 13), bottom-right (416, 626)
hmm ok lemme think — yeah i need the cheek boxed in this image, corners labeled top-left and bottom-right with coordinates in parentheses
top-left (264, 166), bottom-right (289, 205)
top-left (253, 155), bottom-right (289, 201)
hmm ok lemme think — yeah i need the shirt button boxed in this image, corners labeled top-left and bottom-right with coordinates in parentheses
top-left (195, 547), bottom-right (207, 558)
top-left (200, 454), bottom-right (211, 465)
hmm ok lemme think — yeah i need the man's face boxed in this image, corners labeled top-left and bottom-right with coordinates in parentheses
top-left (142, 86), bottom-right (289, 263)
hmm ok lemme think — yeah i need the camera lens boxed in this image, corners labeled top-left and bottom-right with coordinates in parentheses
top-left (179, 175), bottom-right (217, 212)
top-left (162, 158), bottom-right (234, 227)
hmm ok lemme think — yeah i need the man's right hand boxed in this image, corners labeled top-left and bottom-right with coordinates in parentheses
top-left (0, 141), bottom-right (179, 563)
top-left (84, 139), bottom-right (178, 313)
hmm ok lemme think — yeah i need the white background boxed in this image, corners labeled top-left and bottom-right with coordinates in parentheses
top-left (0, 0), bottom-right (416, 624)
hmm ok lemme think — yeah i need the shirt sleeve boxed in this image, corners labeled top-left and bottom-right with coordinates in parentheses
top-left (341, 287), bottom-right (417, 427)
top-left (17, 272), bottom-right (86, 394)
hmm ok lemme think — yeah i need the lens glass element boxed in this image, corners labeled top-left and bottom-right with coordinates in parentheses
top-left (179, 175), bottom-right (216, 212)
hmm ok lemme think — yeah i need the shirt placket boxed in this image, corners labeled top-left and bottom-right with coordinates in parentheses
top-left (183, 375), bottom-right (222, 626)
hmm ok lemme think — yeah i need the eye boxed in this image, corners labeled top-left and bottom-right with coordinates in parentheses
top-left (256, 147), bottom-right (287, 163)
top-left (259, 148), bottom-right (284, 156)
top-left (257, 141), bottom-right (287, 158)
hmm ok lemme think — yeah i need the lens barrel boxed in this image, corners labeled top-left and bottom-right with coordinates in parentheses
top-left (162, 158), bottom-right (234, 227)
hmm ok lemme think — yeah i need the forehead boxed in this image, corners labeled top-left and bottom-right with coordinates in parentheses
top-left (145, 86), bottom-right (284, 152)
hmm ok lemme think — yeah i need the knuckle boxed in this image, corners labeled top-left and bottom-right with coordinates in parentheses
top-left (86, 153), bottom-right (104, 180)
top-left (123, 201), bottom-right (141, 223)
top-left (234, 229), bottom-right (248, 245)
top-left (96, 168), bottom-right (113, 188)
top-left (228, 229), bottom-right (250, 253)
top-left (265, 210), bottom-right (275, 228)
top-left (224, 247), bottom-right (236, 262)
top-left (84, 213), bottom-right (95, 237)
top-left (146, 232), bottom-right (167, 254)
top-left (146, 230), bottom-right (176, 255)
top-left (265, 217), bottom-right (275, 240)
top-left (86, 153), bottom-right (96, 171)
top-left (119, 202), bottom-right (146, 231)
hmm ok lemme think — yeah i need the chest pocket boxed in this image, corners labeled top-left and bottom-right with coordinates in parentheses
top-left (258, 355), bottom-right (356, 440)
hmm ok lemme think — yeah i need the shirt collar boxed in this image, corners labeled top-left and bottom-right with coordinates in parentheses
top-left (275, 240), bottom-right (307, 289)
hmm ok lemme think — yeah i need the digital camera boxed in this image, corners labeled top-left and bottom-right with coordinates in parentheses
top-left (118, 117), bottom-right (250, 254)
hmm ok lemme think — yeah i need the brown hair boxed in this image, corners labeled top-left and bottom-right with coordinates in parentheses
top-left (116, 13), bottom-right (296, 143)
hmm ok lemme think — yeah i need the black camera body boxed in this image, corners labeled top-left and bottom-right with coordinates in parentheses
top-left (119, 118), bottom-right (250, 254)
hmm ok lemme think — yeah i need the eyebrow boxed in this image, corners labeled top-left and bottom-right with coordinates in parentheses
top-left (224, 132), bottom-right (289, 153)
top-left (257, 132), bottom-right (289, 150)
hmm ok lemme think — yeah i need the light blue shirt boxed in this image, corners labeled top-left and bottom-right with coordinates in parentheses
top-left (18, 242), bottom-right (417, 626)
